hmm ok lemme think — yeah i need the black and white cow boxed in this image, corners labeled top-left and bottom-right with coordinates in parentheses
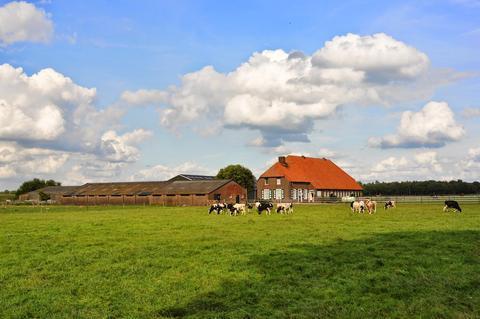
top-left (255, 201), bottom-right (273, 215)
top-left (444, 200), bottom-right (462, 213)
top-left (208, 203), bottom-right (227, 215)
top-left (276, 203), bottom-right (293, 214)
top-left (384, 200), bottom-right (396, 210)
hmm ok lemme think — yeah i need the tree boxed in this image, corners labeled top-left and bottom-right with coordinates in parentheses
top-left (217, 165), bottom-right (256, 191)
top-left (38, 191), bottom-right (51, 201)
top-left (15, 178), bottom-right (61, 198)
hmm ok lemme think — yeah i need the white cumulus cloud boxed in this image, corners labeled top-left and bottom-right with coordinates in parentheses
top-left (369, 101), bottom-right (465, 148)
top-left (122, 33), bottom-right (459, 147)
top-left (0, 64), bottom-right (153, 184)
top-left (132, 162), bottom-right (212, 181)
top-left (0, 64), bottom-right (151, 160)
top-left (0, 142), bottom-right (69, 179)
top-left (0, 1), bottom-right (53, 46)
top-left (100, 129), bottom-right (153, 163)
top-left (311, 33), bottom-right (429, 81)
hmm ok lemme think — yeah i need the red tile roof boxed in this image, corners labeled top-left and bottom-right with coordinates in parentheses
top-left (260, 155), bottom-right (362, 190)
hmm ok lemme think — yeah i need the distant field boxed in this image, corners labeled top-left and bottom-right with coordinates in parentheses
top-left (1, 204), bottom-right (479, 318)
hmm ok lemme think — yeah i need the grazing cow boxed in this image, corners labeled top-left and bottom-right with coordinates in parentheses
top-left (444, 200), bottom-right (462, 213)
top-left (255, 201), bottom-right (273, 215)
top-left (225, 203), bottom-right (238, 216)
top-left (233, 203), bottom-right (247, 215)
top-left (276, 203), bottom-right (293, 214)
top-left (365, 199), bottom-right (377, 214)
top-left (350, 200), bottom-right (365, 213)
top-left (384, 200), bottom-right (396, 210)
top-left (208, 203), bottom-right (227, 215)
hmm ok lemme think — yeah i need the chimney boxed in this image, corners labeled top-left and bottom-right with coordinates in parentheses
top-left (278, 156), bottom-right (287, 166)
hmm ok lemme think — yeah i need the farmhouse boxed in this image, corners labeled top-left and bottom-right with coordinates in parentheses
top-left (19, 186), bottom-right (80, 203)
top-left (59, 176), bottom-right (246, 206)
top-left (257, 155), bottom-right (363, 202)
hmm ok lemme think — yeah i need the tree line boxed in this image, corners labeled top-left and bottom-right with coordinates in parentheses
top-left (360, 180), bottom-right (480, 196)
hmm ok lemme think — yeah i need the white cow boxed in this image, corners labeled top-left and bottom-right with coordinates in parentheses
top-left (233, 203), bottom-right (247, 215)
top-left (351, 200), bottom-right (365, 213)
top-left (276, 203), bottom-right (293, 214)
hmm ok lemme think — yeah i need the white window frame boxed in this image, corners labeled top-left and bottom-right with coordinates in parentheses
top-left (274, 189), bottom-right (283, 200)
top-left (276, 178), bottom-right (281, 185)
top-left (264, 178), bottom-right (269, 185)
top-left (262, 189), bottom-right (271, 200)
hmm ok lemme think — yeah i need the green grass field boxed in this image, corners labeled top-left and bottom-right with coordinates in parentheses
top-left (1, 204), bottom-right (479, 318)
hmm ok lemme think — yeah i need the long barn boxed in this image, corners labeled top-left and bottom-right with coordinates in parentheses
top-left (59, 176), bottom-right (246, 206)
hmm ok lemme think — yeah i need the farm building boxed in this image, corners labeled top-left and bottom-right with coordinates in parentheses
top-left (18, 186), bottom-right (80, 203)
top-left (257, 155), bottom-right (363, 202)
top-left (59, 177), bottom-right (246, 206)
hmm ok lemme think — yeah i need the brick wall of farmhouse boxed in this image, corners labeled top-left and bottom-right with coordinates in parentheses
top-left (256, 177), bottom-right (297, 202)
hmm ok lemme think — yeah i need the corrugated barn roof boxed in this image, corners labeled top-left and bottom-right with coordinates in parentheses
top-left (160, 180), bottom-right (231, 194)
top-left (170, 174), bottom-right (216, 181)
top-left (27, 186), bottom-right (80, 196)
top-left (70, 179), bottom-right (237, 196)
top-left (73, 181), bottom-right (169, 196)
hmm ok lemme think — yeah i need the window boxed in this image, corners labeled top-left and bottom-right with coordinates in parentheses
top-left (264, 178), bottom-right (269, 185)
top-left (274, 189), bottom-right (284, 199)
top-left (291, 189), bottom-right (297, 200)
top-left (276, 178), bottom-right (281, 185)
top-left (317, 190), bottom-right (322, 197)
top-left (214, 194), bottom-right (221, 200)
top-left (262, 189), bottom-right (271, 200)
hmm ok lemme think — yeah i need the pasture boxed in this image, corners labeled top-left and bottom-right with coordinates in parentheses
top-left (0, 204), bottom-right (479, 318)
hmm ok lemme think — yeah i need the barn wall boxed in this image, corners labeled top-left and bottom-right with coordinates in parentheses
top-left (208, 181), bottom-right (247, 204)
top-left (149, 195), bottom-right (164, 205)
top-left (74, 196), bottom-right (88, 205)
top-left (95, 196), bottom-right (109, 205)
top-left (135, 195), bottom-right (149, 205)
top-left (123, 195), bottom-right (135, 205)
top-left (61, 196), bottom-right (74, 205)
top-left (193, 194), bottom-right (208, 206)
top-left (109, 196), bottom-right (124, 205)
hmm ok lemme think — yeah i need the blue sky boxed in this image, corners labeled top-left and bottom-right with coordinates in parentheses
top-left (0, 0), bottom-right (479, 189)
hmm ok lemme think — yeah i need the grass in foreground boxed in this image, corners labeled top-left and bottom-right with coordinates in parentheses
top-left (0, 204), bottom-right (479, 318)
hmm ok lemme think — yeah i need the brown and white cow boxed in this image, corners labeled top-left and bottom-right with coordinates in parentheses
top-left (365, 199), bottom-right (377, 214)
